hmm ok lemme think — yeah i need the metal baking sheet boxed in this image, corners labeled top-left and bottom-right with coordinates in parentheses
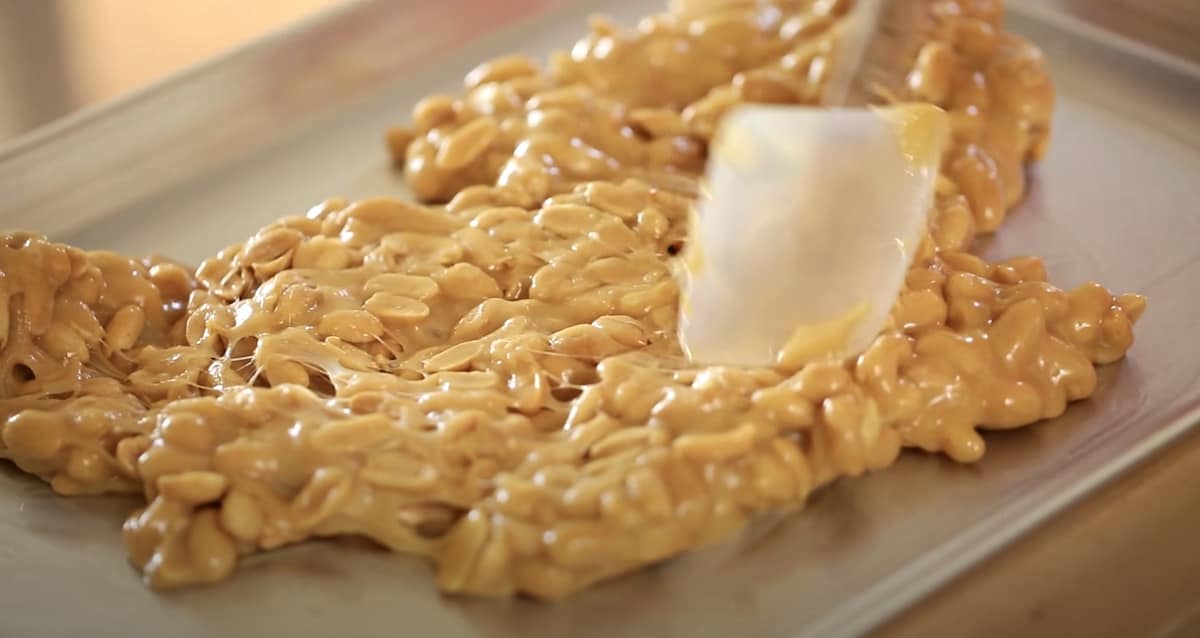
top-left (2, 2), bottom-right (1199, 637)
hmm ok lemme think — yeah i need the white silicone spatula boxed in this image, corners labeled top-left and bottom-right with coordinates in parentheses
top-left (678, 103), bottom-right (949, 369)
top-left (678, 0), bottom-right (948, 369)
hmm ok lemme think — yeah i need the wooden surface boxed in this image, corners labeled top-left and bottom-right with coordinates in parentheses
top-left (879, 427), bottom-right (1200, 638)
top-left (0, 2), bottom-right (1197, 636)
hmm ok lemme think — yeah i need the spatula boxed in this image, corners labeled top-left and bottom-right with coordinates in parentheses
top-left (679, 0), bottom-right (949, 370)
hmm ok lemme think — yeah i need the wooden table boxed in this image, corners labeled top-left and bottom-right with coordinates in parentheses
top-left (881, 428), bottom-right (1200, 638)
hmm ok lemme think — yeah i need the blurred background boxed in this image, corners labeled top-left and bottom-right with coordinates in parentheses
top-left (0, 0), bottom-right (342, 141)
top-left (1, 0), bottom-right (1197, 145)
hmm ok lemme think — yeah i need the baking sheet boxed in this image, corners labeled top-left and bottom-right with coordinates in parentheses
top-left (2, 2), bottom-right (1199, 637)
